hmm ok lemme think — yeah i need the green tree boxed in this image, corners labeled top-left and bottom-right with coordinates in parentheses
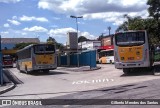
top-left (47, 37), bottom-right (56, 43)
top-left (116, 14), bottom-right (160, 44)
top-left (46, 36), bottom-right (64, 50)
top-left (78, 36), bottom-right (88, 43)
top-left (147, 0), bottom-right (160, 20)
top-left (14, 42), bottom-right (37, 49)
top-left (147, 0), bottom-right (160, 41)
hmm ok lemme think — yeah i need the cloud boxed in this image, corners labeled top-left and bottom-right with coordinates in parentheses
top-left (23, 26), bottom-right (48, 32)
top-left (38, 0), bottom-right (148, 14)
top-left (7, 19), bottom-right (21, 25)
top-left (38, 0), bottom-right (148, 25)
top-left (50, 25), bottom-right (58, 28)
top-left (22, 32), bottom-right (27, 35)
top-left (1, 31), bottom-right (9, 34)
top-left (48, 27), bottom-right (95, 39)
top-left (48, 27), bottom-right (76, 37)
top-left (80, 32), bottom-right (96, 39)
top-left (0, 0), bottom-right (21, 3)
top-left (83, 10), bottom-right (149, 26)
top-left (12, 16), bottom-right (18, 20)
top-left (52, 17), bottom-right (60, 20)
top-left (4, 23), bottom-right (10, 28)
top-left (19, 15), bottom-right (49, 22)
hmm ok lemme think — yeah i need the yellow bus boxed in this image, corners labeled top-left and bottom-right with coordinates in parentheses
top-left (114, 30), bottom-right (153, 74)
top-left (16, 44), bottom-right (57, 73)
top-left (99, 49), bottom-right (114, 64)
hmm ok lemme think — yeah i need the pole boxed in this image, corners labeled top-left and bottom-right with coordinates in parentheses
top-left (0, 35), bottom-right (3, 85)
top-left (76, 18), bottom-right (79, 67)
top-left (108, 26), bottom-right (111, 36)
top-left (70, 15), bottom-right (83, 67)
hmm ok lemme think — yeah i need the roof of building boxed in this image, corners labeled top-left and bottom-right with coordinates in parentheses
top-left (103, 34), bottom-right (114, 38)
top-left (1, 38), bottom-right (40, 44)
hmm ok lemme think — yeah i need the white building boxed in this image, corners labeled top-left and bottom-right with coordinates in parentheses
top-left (78, 40), bottom-right (101, 50)
top-left (67, 32), bottom-right (78, 49)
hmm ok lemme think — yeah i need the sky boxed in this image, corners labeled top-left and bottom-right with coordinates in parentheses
top-left (0, 0), bottom-right (149, 44)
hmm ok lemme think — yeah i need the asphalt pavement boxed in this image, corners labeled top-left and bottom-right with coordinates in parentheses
top-left (1, 64), bottom-right (160, 108)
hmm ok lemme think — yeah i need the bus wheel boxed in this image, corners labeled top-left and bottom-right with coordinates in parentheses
top-left (110, 60), bottom-right (112, 64)
top-left (100, 61), bottom-right (102, 64)
top-left (25, 66), bottom-right (29, 74)
top-left (123, 68), bottom-right (130, 75)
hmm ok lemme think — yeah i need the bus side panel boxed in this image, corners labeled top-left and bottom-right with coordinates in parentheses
top-left (19, 59), bottom-right (32, 71)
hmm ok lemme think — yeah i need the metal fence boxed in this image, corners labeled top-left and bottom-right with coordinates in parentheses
top-left (58, 50), bottom-right (96, 68)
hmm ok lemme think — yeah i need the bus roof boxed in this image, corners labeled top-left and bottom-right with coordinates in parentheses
top-left (16, 43), bottom-right (55, 53)
top-left (115, 30), bottom-right (146, 34)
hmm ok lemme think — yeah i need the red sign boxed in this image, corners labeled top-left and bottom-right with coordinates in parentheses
top-left (99, 45), bottom-right (114, 50)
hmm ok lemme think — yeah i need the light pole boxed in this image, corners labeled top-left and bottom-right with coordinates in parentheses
top-left (0, 35), bottom-right (3, 85)
top-left (70, 15), bottom-right (83, 67)
top-left (108, 26), bottom-right (111, 36)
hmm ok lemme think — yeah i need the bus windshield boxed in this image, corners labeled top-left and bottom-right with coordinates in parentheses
top-left (99, 50), bottom-right (114, 58)
top-left (34, 44), bottom-right (55, 54)
top-left (115, 32), bottom-right (145, 46)
top-left (3, 56), bottom-right (12, 61)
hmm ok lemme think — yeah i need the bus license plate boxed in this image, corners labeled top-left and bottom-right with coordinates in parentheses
top-left (128, 57), bottom-right (134, 60)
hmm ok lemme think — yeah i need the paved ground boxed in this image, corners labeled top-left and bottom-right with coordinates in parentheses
top-left (1, 64), bottom-right (160, 107)
top-left (0, 64), bottom-right (160, 99)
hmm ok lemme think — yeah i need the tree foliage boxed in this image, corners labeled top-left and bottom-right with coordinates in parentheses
top-left (14, 42), bottom-right (37, 49)
top-left (78, 36), bottom-right (88, 43)
top-left (147, 0), bottom-right (160, 41)
top-left (47, 36), bottom-right (56, 43)
top-left (116, 14), bottom-right (160, 44)
top-left (147, 0), bottom-right (160, 20)
top-left (46, 36), bottom-right (64, 50)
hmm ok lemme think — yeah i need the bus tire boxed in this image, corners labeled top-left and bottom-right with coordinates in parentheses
top-left (25, 65), bottom-right (29, 74)
top-left (17, 64), bottom-right (20, 70)
top-left (123, 68), bottom-right (130, 75)
top-left (110, 60), bottom-right (112, 64)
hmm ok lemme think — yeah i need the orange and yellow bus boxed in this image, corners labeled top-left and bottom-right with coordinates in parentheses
top-left (114, 30), bottom-right (153, 74)
top-left (99, 49), bottom-right (114, 64)
top-left (16, 44), bottom-right (57, 74)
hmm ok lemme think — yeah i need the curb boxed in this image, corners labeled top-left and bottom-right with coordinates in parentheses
top-left (83, 66), bottom-right (101, 71)
top-left (0, 70), bottom-right (16, 95)
top-left (0, 83), bottom-right (16, 95)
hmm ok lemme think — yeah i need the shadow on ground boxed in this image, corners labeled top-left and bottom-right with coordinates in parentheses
top-left (120, 68), bottom-right (154, 77)
top-left (28, 71), bottom-right (68, 76)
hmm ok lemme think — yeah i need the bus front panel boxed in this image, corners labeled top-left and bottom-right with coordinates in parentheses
top-left (114, 31), bottom-right (150, 69)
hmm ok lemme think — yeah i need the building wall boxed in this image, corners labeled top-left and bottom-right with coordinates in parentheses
top-left (101, 36), bottom-right (113, 46)
top-left (1, 38), bottom-right (40, 50)
top-left (79, 41), bottom-right (101, 50)
top-left (67, 32), bottom-right (78, 49)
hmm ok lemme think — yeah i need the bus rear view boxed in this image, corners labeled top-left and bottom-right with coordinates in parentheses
top-left (114, 30), bottom-right (152, 74)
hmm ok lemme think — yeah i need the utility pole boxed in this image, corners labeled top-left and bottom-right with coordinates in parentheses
top-left (70, 15), bottom-right (83, 67)
top-left (0, 35), bottom-right (3, 85)
top-left (108, 26), bottom-right (111, 36)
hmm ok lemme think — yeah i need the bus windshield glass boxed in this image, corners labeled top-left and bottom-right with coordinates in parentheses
top-left (3, 56), bottom-right (12, 61)
top-left (34, 44), bottom-right (55, 54)
top-left (115, 32), bottom-right (145, 46)
top-left (99, 50), bottom-right (114, 58)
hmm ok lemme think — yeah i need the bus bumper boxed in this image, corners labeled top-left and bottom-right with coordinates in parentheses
top-left (33, 64), bottom-right (57, 71)
top-left (115, 62), bottom-right (150, 69)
